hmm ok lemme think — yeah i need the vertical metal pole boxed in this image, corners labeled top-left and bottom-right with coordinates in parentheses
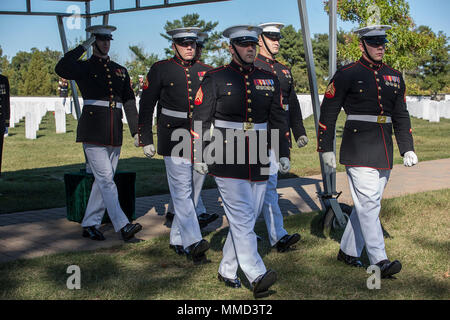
top-left (57, 15), bottom-right (81, 120)
top-left (136, 0), bottom-right (141, 8)
top-left (26, 0), bottom-right (31, 13)
top-left (85, 1), bottom-right (92, 59)
top-left (298, 0), bottom-right (346, 229)
top-left (110, 0), bottom-right (115, 11)
top-left (329, 0), bottom-right (338, 193)
top-left (329, 0), bottom-right (337, 78)
top-left (103, 14), bottom-right (109, 25)
top-left (297, 0), bottom-right (332, 194)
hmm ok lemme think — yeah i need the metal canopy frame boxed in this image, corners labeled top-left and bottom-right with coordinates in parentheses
top-left (0, 0), bottom-right (231, 118)
top-left (2, 0), bottom-right (344, 228)
top-left (297, 0), bottom-right (346, 231)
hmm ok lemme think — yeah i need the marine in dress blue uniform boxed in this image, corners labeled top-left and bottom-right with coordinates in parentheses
top-left (165, 30), bottom-right (219, 230)
top-left (192, 25), bottom-right (291, 297)
top-left (55, 25), bottom-right (142, 241)
top-left (318, 25), bottom-right (418, 278)
top-left (138, 27), bottom-right (211, 262)
top-left (255, 22), bottom-right (308, 252)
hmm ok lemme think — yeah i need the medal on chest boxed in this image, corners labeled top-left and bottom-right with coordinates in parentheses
top-left (254, 79), bottom-right (275, 92)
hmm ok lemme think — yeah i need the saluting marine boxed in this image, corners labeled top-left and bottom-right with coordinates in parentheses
top-left (318, 25), bottom-right (418, 278)
top-left (138, 27), bottom-right (211, 263)
top-left (55, 25), bottom-right (142, 242)
top-left (192, 25), bottom-right (290, 298)
top-left (0, 74), bottom-right (10, 177)
top-left (255, 22), bottom-right (308, 252)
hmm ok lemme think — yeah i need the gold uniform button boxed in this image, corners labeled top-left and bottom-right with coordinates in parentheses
top-left (189, 96), bottom-right (193, 100)
top-left (274, 71), bottom-right (277, 74)
top-left (360, 89), bottom-right (363, 93)
top-left (188, 88), bottom-right (192, 92)
top-left (318, 146), bottom-right (322, 149)
top-left (107, 75), bottom-right (111, 78)
top-left (187, 74), bottom-right (190, 77)
top-left (170, 83), bottom-right (174, 86)
top-left (380, 104), bottom-right (383, 107)
top-left (106, 68), bottom-right (110, 72)
top-left (228, 92), bottom-right (231, 95)
top-left (247, 108), bottom-right (252, 112)
top-left (109, 81), bottom-right (112, 85)
top-left (110, 88), bottom-right (113, 91)
top-left (245, 75), bottom-right (248, 79)
top-left (188, 81), bottom-right (192, 84)
top-left (319, 139), bottom-right (322, 142)
top-left (353, 129), bottom-right (357, 133)
top-left (247, 90), bottom-right (251, 94)
top-left (266, 93), bottom-right (269, 96)
top-left (247, 99), bottom-right (252, 103)
top-left (376, 78), bottom-right (380, 82)
top-left (104, 64), bottom-right (107, 67)
top-left (89, 112), bottom-right (93, 115)
top-left (248, 118), bottom-right (253, 122)
top-left (246, 82), bottom-right (250, 85)
top-left (167, 124), bottom-right (171, 128)
top-left (185, 68), bottom-right (189, 72)
top-left (378, 87), bottom-right (382, 90)
top-left (374, 71), bottom-right (378, 75)
top-left (380, 110), bottom-right (384, 114)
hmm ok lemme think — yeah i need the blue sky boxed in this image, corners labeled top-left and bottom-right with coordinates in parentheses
top-left (0, 0), bottom-right (449, 65)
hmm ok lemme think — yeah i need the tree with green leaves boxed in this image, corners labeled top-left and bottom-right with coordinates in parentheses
top-left (125, 45), bottom-right (159, 93)
top-left (161, 13), bottom-right (225, 67)
top-left (330, 0), bottom-right (445, 75)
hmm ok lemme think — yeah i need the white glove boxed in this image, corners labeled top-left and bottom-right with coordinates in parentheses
top-left (193, 163), bottom-right (208, 175)
top-left (134, 134), bottom-right (140, 148)
top-left (322, 151), bottom-right (336, 169)
top-left (143, 144), bottom-right (156, 158)
top-left (81, 36), bottom-right (96, 51)
top-left (279, 157), bottom-right (290, 174)
top-left (297, 135), bottom-right (309, 148)
top-left (403, 151), bottom-right (418, 167)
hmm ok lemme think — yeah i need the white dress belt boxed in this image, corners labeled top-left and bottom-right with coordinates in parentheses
top-left (161, 107), bottom-right (188, 119)
top-left (83, 99), bottom-right (123, 109)
top-left (347, 114), bottom-right (392, 124)
top-left (214, 120), bottom-right (268, 130)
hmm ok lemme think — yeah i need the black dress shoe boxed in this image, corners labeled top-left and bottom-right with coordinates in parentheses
top-left (218, 273), bottom-right (241, 288)
top-left (121, 223), bottom-right (142, 241)
top-left (252, 269), bottom-right (277, 298)
top-left (169, 244), bottom-right (186, 256)
top-left (376, 259), bottom-right (402, 278)
top-left (275, 233), bottom-right (301, 252)
top-left (186, 239), bottom-right (210, 257)
top-left (82, 226), bottom-right (105, 241)
top-left (337, 249), bottom-right (364, 267)
top-left (166, 212), bottom-right (175, 222)
top-left (198, 213), bottom-right (220, 228)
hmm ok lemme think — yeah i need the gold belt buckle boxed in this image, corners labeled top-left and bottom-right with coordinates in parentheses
top-left (377, 115), bottom-right (386, 123)
top-left (243, 122), bottom-right (254, 130)
top-left (110, 101), bottom-right (116, 108)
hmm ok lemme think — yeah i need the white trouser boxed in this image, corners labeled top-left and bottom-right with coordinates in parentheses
top-left (167, 169), bottom-right (207, 215)
top-left (81, 144), bottom-right (130, 232)
top-left (164, 156), bottom-right (202, 249)
top-left (260, 172), bottom-right (288, 246)
top-left (340, 166), bottom-right (390, 265)
top-left (215, 177), bottom-right (268, 283)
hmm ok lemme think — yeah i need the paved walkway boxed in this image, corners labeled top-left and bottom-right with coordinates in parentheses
top-left (0, 158), bottom-right (449, 263)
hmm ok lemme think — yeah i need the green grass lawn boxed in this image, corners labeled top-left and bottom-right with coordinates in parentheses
top-left (0, 189), bottom-right (448, 300)
top-left (1, 112), bottom-right (449, 214)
